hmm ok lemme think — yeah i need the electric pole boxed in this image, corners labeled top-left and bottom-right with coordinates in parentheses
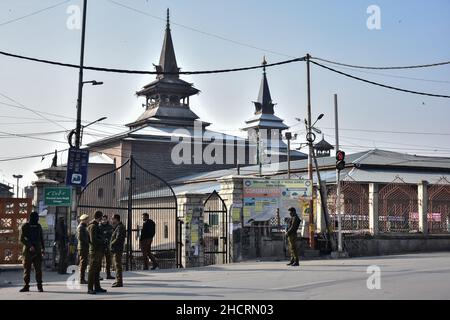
top-left (69, 0), bottom-right (88, 241)
top-left (306, 53), bottom-right (316, 249)
top-left (285, 132), bottom-right (292, 179)
top-left (335, 94), bottom-right (343, 252)
top-left (13, 174), bottom-right (23, 199)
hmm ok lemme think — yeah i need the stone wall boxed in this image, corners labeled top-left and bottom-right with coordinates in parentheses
top-left (344, 234), bottom-right (450, 257)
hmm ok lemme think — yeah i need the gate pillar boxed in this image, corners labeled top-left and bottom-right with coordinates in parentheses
top-left (178, 193), bottom-right (205, 268)
top-left (369, 183), bottom-right (379, 235)
top-left (418, 180), bottom-right (429, 235)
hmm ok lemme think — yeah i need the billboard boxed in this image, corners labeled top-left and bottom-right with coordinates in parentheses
top-left (242, 179), bottom-right (312, 227)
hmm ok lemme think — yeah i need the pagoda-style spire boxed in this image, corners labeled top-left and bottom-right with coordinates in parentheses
top-left (254, 56), bottom-right (274, 115)
top-left (155, 8), bottom-right (179, 79)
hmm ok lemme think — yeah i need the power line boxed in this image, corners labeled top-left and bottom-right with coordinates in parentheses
top-left (310, 60), bottom-right (450, 99)
top-left (321, 132), bottom-right (450, 152)
top-left (106, 0), bottom-right (296, 59)
top-left (318, 63), bottom-right (450, 84)
top-left (311, 56), bottom-right (450, 70)
top-left (0, 92), bottom-right (68, 130)
top-left (0, 130), bottom-right (67, 144)
top-left (0, 50), bottom-right (304, 75)
top-left (319, 127), bottom-right (450, 137)
top-left (0, 148), bottom-right (69, 162)
top-left (0, 0), bottom-right (71, 27)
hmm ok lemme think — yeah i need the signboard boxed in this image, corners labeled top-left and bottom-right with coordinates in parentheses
top-left (242, 179), bottom-right (312, 227)
top-left (44, 187), bottom-right (72, 206)
top-left (66, 148), bottom-right (89, 187)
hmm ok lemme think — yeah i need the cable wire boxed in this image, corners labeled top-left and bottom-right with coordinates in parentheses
top-left (0, 0), bottom-right (71, 27)
top-left (310, 60), bottom-right (450, 99)
top-left (106, 0), bottom-right (296, 59)
top-left (311, 56), bottom-right (450, 70)
top-left (0, 50), bottom-right (304, 75)
top-left (0, 92), bottom-right (68, 130)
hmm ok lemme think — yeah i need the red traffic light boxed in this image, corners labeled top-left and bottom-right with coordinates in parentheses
top-left (336, 150), bottom-right (346, 161)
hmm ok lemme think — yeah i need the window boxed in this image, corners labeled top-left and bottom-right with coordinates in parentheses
top-left (98, 188), bottom-right (104, 199)
top-left (209, 213), bottom-right (219, 226)
top-left (164, 223), bottom-right (169, 239)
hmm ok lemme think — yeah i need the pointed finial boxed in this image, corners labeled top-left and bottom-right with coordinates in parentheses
top-left (262, 56), bottom-right (267, 73)
top-left (166, 8), bottom-right (170, 30)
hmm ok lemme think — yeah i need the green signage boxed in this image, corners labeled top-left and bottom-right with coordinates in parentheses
top-left (44, 187), bottom-right (72, 206)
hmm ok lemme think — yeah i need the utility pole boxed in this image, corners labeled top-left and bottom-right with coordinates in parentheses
top-left (75, 0), bottom-right (88, 150)
top-left (13, 174), bottom-right (23, 199)
top-left (306, 53), bottom-right (316, 249)
top-left (285, 132), bottom-right (292, 179)
top-left (335, 94), bottom-right (343, 252)
top-left (69, 0), bottom-right (88, 246)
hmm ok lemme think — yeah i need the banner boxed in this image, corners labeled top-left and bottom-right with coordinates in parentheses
top-left (242, 179), bottom-right (312, 227)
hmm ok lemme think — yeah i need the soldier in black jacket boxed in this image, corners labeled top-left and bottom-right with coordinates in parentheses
top-left (19, 211), bottom-right (45, 292)
top-left (286, 207), bottom-right (301, 266)
top-left (140, 213), bottom-right (159, 270)
top-left (110, 214), bottom-right (126, 287)
top-left (99, 214), bottom-right (114, 280)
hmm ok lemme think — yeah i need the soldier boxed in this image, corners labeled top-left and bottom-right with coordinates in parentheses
top-left (99, 214), bottom-right (114, 280)
top-left (76, 214), bottom-right (89, 284)
top-left (55, 217), bottom-right (68, 275)
top-left (286, 207), bottom-right (301, 267)
top-left (110, 214), bottom-right (126, 287)
top-left (87, 210), bottom-right (107, 295)
top-left (140, 213), bottom-right (159, 270)
top-left (19, 211), bottom-right (45, 292)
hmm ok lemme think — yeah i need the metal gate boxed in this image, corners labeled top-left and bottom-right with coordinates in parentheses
top-left (203, 190), bottom-right (228, 266)
top-left (327, 182), bottom-right (370, 233)
top-left (428, 177), bottom-right (450, 234)
top-left (378, 177), bottom-right (418, 233)
top-left (0, 198), bottom-right (31, 264)
top-left (78, 156), bottom-right (181, 270)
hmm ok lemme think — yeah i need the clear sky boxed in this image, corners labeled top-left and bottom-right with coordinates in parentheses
top-left (0, 0), bottom-right (449, 189)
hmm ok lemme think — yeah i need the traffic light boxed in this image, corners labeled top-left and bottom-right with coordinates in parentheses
top-left (336, 150), bottom-right (346, 171)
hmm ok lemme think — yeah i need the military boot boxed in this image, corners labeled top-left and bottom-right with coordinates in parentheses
top-left (19, 285), bottom-right (30, 292)
top-left (286, 259), bottom-right (295, 266)
top-left (151, 263), bottom-right (159, 270)
top-left (37, 284), bottom-right (44, 292)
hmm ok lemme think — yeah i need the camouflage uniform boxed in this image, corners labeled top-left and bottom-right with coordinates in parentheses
top-left (286, 214), bottom-right (301, 264)
top-left (87, 219), bottom-right (105, 292)
top-left (76, 221), bottom-right (89, 283)
top-left (110, 221), bottom-right (126, 286)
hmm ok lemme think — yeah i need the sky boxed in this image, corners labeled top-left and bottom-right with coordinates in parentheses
top-left (0, 0), bottom-right (449, 190)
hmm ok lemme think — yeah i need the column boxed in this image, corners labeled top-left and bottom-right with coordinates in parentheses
top-left (418, 180), bottom-right (429, 235)
top-left (218, 176), bottom-right (244, 263)
top-left (369, 183), bottom-right (379, 236)
top-left (316, 181), bottom-right (327, 233)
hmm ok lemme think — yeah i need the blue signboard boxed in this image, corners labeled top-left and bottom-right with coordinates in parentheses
top-left (66, 148), bottom-right (89, 187)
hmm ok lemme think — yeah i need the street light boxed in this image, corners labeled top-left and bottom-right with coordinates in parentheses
top-left (82, 80), bottom-right (104, 86)
top-left (67, 116), bottom-right (107, 148)
top-left (12, 174), bottom-right (23, 198)
top-left (80, 116), bottom-right (107, 146)
top-left (284, 132), bottom-right (297, 179)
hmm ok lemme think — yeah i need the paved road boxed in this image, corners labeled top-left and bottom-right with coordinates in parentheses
top-left (1, 252), bottom-right (450, 300)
